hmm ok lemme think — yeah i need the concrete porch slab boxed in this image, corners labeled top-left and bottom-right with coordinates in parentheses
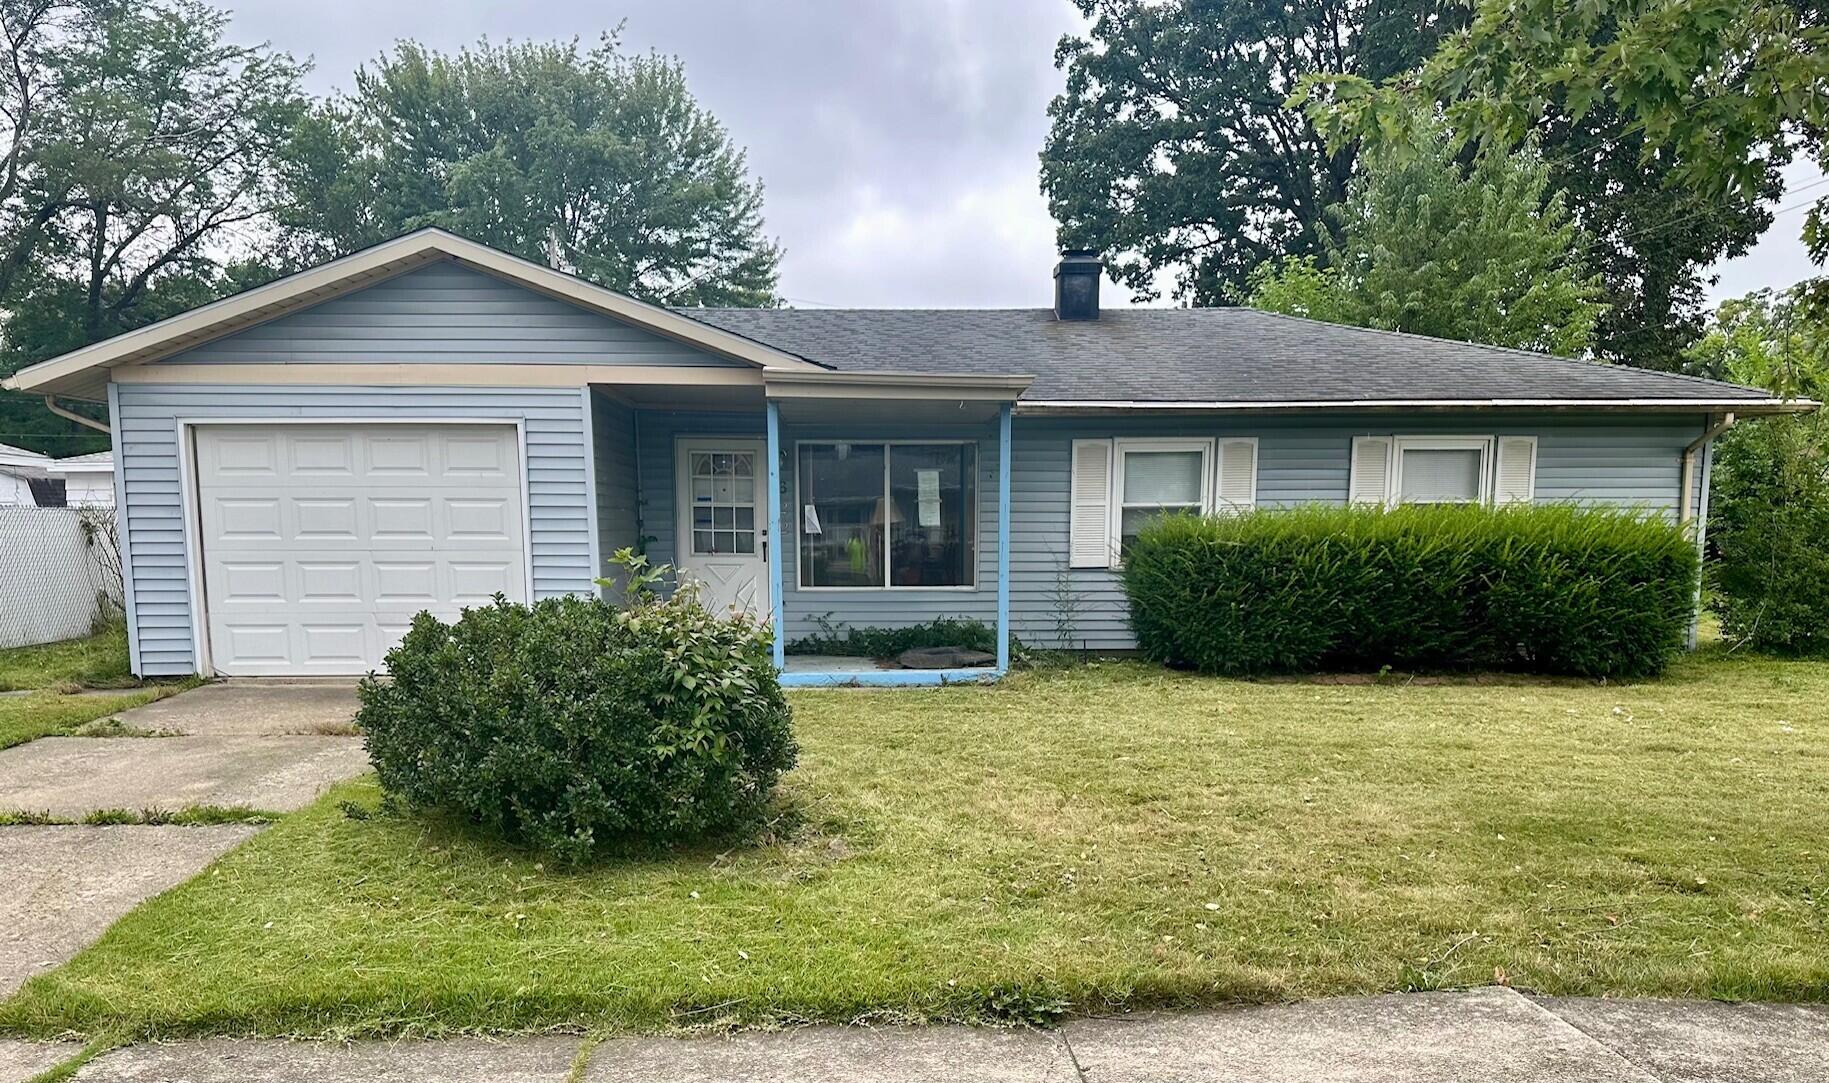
top-left (1061, 987), bottom-right (1658, 1083)
top-left (72, 1037), bottom-right (582, 1083)
top-left (585, 1025), bottom-right (1078, 1083)
top-left (0, 825), bottom-right (259, 997)
top-left (103, 681), bottom-right (361, 736)
top-left (1537, 996), bottom-right (1829, 1083)
top-left (0, 736), bottom-right (369, 817)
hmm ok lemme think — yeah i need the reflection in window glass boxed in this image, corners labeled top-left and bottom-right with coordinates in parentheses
top-left (797, 443), bottom-right (886, 587)
top-left (889, 444), bottom-right (974, 586)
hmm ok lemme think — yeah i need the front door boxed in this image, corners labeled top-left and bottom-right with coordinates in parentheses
top-left (675, 439), bottom-right (770, 621)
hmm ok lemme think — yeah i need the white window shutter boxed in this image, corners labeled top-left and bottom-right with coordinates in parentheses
top-left (1349, 436), bottom-right (1393, 506)
top-left (1216, 438), bottom-right (1258, 512)
top-left (1070, 439), bottom-right (1114, 568)
top-left (1494, 436), bottom-right (1537, 505)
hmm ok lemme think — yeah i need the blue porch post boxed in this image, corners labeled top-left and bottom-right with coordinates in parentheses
top-left (996, 402), bottom-right (1012, 674)
top-left (766, 400), bottom-right (786, 671)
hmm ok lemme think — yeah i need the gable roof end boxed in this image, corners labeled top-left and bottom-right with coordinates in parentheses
top-left (1, 228), bottom-right (825, 401)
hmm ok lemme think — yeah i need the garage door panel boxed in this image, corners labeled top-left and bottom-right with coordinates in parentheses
top-left (196, 424), bottom-right (528, 676)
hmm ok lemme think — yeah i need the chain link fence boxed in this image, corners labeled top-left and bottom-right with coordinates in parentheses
top-left (0, 505), bottom-right (124, 649)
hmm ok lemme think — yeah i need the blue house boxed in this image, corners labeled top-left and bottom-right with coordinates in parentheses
top-left (4, 230), bottom-right (1804, 685)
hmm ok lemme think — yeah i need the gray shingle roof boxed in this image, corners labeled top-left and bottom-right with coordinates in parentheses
top-left (679, 306), bottom-right (1775, 404)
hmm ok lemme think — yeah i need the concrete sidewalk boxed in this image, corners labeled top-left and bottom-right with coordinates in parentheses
top-left (26, 988), bottom-right (1829, 1083)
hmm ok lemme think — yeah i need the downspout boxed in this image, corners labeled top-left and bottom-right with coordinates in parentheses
top-left (44, 395), bottom-right (110, 434)
top-left (1681, 412), bottom-right (1736, 648)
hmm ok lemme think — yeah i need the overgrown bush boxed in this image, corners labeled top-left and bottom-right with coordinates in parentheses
top-left (1121, 504), bottom-right (1698, 678)
top-left (359, 560), bottom-right (796, 862)
top-left (785, 615), bottom-right (1001, 659)
top-left (1710, 415), bottom-right (1829, 655)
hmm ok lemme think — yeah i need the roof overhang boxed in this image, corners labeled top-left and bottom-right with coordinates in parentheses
top-left (764, 370), bottom-right (1033, 401)
top-left (764, 370), bottom-right (1032, 424)
top-left (1015, 396), bottom-right (1819, 417)
top-left (44, 458), bottom-right (112, 475)
top-left (1, 228), bottom-right (826, 402)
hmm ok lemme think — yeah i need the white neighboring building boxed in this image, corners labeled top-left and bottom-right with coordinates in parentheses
top-left (46, 450), bottom-right (114, 507)
top-left (0, 442), bottom-right (51, 505)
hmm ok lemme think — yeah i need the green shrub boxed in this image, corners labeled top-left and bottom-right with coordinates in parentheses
top-left (1121, 504), bottom-right (1698, 678)
top-left (786, 616), bottom-right (1001, 659)
top-left (358, 575), bottom-right (797, 862)
top-left (1710, 415), bottom-right (1829, 655)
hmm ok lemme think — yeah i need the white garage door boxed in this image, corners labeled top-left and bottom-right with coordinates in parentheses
top-left (194, 423), bottom-right (528, 676)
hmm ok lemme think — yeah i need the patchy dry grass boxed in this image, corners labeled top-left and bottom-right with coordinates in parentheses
top-left (3, 648), bottom-right (1826, 1040)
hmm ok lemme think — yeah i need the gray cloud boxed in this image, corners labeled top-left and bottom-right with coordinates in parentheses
top-left (226, 1), bottom-right (1817, 311)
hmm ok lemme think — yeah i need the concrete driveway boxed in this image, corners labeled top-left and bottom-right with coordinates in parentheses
top-left (105, 680), bottom-right (362, 736)
top-left (0, 681), bottom-right (371, 999)
top-left (0, 681), bottom-right (368, 818)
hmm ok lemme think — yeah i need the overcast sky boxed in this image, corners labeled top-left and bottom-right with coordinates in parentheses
top-left (226, 0), bottom-right (1824, 310)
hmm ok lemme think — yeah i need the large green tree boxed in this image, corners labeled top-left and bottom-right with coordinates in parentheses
top-left (1685, 283), bottom-right (1829, 654)
top-left (1244, 122), bottom-right (1607, 355)
top-left (0, 0), bottom-right (306, 454)
top-left (1045, 0), bottom-right (1785, 369)
top-left (282, 36), bottom-right (781, 307)
top-left (1041, 0), bottom-right (1466, 305)
top-left (1296, 0), bottom-right (1829, 323)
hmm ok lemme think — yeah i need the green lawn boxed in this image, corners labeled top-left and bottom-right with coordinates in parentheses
top-left (4, 649), bottom-right (1827, 1040)
top-left (0, 621), bottom-right (136, 691)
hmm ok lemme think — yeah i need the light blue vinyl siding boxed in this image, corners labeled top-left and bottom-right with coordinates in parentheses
top-left (615, 408), bottom-right (1707, 651)
top-left (158, 261), bottom-right (744, 367)
top-left (1008, 412), bottom-right (1712, 651)
top-left (114, 384), bottom-right (595, 676)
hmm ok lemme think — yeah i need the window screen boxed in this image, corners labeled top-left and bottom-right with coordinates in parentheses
top-left (1118, 448), bottom-right (1206, 551)
top-left (1398, 447), bottom-right (1484, 504)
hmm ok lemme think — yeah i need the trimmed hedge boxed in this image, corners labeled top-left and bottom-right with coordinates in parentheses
top-left (1121, 504), bottom-right (1699, 678)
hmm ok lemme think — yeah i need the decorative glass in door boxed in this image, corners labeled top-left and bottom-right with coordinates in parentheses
top-left (690, 451), bottom-right (757, 555)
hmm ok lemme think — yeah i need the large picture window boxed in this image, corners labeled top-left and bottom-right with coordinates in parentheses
top-left (797, 442), bottom-right (976, 589)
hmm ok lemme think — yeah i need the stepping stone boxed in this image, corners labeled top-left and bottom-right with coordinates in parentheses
top-left (897, 646), bottom-right (996, 669)
top-left (73, 1037), bottom-right (581, 1082)
top-left (0, 826), bottom-right (259, 996)
top-left (0, 736), bottom-right (368, 818)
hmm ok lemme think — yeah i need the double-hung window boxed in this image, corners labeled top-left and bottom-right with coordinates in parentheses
top-left (796, 441), bottom-right (976, 589)
top-left (1069, 437), bottom-right (1257, 568)
top-left (1394, 436), bottom-right (1491, 505)
top-left (1350, 434), bottom-right (1538, 507)
top-left (1114, 439), bottom-right (1213, 552)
